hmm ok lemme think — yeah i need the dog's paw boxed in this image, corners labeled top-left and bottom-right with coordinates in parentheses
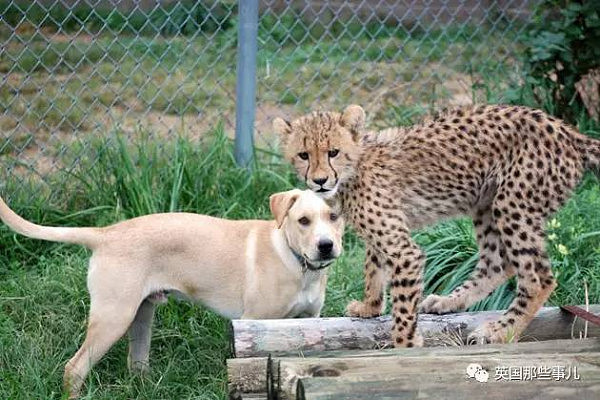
top-left (467, 321), bottom-right (516, 345)
top-left (419, 294), bottom-right (463, 314)
top-left (128, 360), bottom-right (150, 375)
top-left (345, 300), bottom-right (381, 318)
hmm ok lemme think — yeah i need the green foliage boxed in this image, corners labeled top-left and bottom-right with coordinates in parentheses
top-left (513, 0), bottom-right (600, 121)
top-left (148, 1), bottom-right (237, 36)
top-left (0, 1), bottom-right (237, 36)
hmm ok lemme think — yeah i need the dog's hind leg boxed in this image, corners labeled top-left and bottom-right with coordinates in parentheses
top-left (128, 299), bottom-right (155, 373)
top-left (63, 297), bottom-right (139, 398)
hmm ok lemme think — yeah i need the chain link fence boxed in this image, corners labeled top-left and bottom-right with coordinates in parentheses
top-left (1, 0), bottom-right (541, 193)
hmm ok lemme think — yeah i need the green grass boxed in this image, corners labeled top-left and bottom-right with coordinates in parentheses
top-left (2, 121), bottom-right (600, 398)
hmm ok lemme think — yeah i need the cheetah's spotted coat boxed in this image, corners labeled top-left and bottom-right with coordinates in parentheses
top-left (274, 104), bottom-right (600, 347)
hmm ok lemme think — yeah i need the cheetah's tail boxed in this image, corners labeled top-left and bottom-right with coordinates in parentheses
top-left (572, 128), bottom-right (600, 173)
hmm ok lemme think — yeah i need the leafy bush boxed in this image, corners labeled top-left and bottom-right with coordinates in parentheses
top-left (0, 0), bottom-right (237, 36)
top-left (515, 0), bottom-right (600, 121)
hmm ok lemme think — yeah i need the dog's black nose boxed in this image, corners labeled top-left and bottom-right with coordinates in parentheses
top-left (313, 177), bottom-right (328, 186)
top-left (318, 239), bottom-right (334, 255)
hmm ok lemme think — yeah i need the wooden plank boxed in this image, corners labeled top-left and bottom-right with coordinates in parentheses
top-left (275, 341), bottom-right (600, 399)
top-left (297, 376), bottom-right (600, 400)
top-left (228, 338), bottom-right (600, 398)
top-left (232, 305), bottom-right (600, 357)
top-left (239, 395), bottom-right (267, 400)
top-left (282, 352), bottom-right (600, 398)
top-left (228, 394), bottom-right (267, 400)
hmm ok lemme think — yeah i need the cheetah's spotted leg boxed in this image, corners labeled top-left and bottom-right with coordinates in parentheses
top-left (346, 246), bottom-right (386, 318)
top-left (468, 209), bottom-right (556, 344)
top-left (372, 226), bottom-right (425, 348)
top-left (420, 207), bottom-right (516, 314)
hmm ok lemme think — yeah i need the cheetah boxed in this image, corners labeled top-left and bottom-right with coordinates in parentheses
top-left (273, 104), bottom-right (600, 347)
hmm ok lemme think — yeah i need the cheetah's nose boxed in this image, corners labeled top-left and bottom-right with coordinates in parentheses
top-left (313, 177), bottom-right (328, 186)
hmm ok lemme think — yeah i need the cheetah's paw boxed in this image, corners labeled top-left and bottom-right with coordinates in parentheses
top-left (391, 331), bottom-right (424, 348)
top-left (467, 321), bottom-right (517, 345)
top-left (419, 294), bottom-right (463, 314)
top-left (345, 300), bottom-right (381, 318)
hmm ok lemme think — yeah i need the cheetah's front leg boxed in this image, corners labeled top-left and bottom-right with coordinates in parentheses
top-left (346, 245), bottom-right (387, 318)
top-left (384, 232), bottom-right (426, 348)
top-left (351, 201), bottom-right (425, 347)
top-left (355, 225), bottom-right (425, 348)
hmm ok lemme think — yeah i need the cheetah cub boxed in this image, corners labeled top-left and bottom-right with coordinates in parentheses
top-left (274, 104), bottom-right (600, 347)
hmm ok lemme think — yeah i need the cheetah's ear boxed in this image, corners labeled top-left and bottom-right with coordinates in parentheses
top-left (273, 117), bottom-right (292, 137)
top-left (340, 104), bottom-right (365, 135)
top-left (269, 189), bottom-right (301, 229)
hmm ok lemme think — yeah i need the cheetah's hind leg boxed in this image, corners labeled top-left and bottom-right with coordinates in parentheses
top-left (420, 206), bottom-right (516, 314)
top-left (468, 196), bottom-right (557, 344)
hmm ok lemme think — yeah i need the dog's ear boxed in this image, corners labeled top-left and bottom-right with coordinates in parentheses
top-left (270, 190), bottom-right (301, 229)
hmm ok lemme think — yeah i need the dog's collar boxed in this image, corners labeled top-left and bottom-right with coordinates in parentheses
top-left (291, 249), bottom-right (333, 272)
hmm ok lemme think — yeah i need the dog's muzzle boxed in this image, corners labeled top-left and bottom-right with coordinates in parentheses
top-left (306, 260), bottom-right (334, 271)
top-left (292, 249), bottom-right (335, 271)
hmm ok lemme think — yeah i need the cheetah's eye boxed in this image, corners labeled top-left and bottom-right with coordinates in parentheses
top-left (330, 213), bottom-right (339, 222)
top-left (298, 152), bottom-right (309, 160)
top-left (298, 216), bottom-right (310, 226)
top-left (328, 149), bottom-right (339, 158)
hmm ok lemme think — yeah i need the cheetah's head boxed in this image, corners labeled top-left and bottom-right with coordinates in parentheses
top-left (273, 105), bottom-right (366, 197)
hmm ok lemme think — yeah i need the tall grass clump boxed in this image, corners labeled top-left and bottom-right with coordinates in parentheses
top-left (79, 128), bottom-right (293, 221)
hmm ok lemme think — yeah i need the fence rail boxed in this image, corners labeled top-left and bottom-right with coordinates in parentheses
top-left (0, 0), bottom-right (541, 189)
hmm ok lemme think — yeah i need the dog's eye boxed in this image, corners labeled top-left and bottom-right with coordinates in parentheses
top-left (298, 216), bottom-right (310, 226)
top-left (330, 213), bottom-right (339, 222)
top-left (298, 152), bottom-right (309, 160)
top-left (328, 149), bottom-right (339, 158)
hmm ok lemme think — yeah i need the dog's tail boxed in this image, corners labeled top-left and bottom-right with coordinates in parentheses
top-left (0, 196), bottom-right (101, 249)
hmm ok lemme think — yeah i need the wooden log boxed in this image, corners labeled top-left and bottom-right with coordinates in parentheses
top-left (281, 348), bottom-right (600, 399)
top-left (231, 305), bottom-right (600, 358)
top-left (227, 357), bottom-right (270, 399)
top-left (276, 336), bottom-right (600, 360)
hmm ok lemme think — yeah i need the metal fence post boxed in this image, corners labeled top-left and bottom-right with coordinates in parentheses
top-left (234, 0), bottom-right (259, 169)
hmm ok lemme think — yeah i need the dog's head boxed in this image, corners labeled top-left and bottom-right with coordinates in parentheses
top-left (270, 189), bottom-right (343, 270)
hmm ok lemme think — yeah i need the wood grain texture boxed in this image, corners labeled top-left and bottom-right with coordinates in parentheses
top-left (297, 376), bottom-right (600, 400)
top-left (283, 349), bottom-right (600, 399)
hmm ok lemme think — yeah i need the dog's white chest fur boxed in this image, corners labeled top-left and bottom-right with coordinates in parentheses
top-left (239, 228), bottom-right (327, 319)
top-left (285, 270), bottom-right (324, 317)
